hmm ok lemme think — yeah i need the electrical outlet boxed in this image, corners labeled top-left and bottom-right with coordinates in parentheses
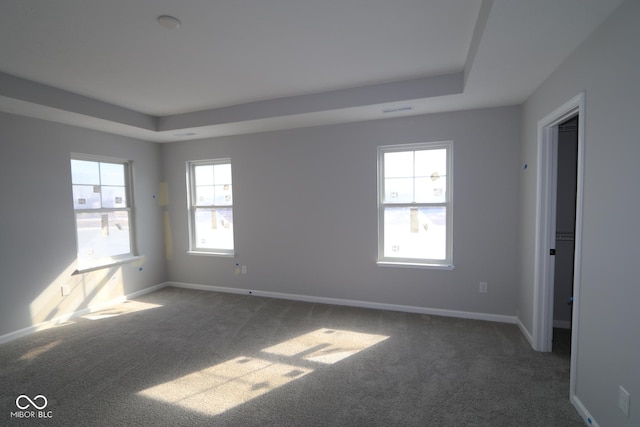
top-left (619, 386), bottom-right (630, 417)
top-left (479, 282), bottom-right (488, 293)
top-left (61, 284), bottom-right (71, 296)
top-left (241, 265), bottom-right (247, 274)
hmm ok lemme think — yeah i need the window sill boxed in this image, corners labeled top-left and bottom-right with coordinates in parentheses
top-left (376, 261), bottom-right (454, 270)
top-left (187, 251), bottom-right (235, 258)
top-left (73, 255), bottom-right (144, 275)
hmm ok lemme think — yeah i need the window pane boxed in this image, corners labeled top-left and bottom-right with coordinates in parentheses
top-left (102, 186), bottom-right (127, 208)
top-left (195, 165), bottom-right (214, 186)
top-left (195, 185), bottom-right (214, 205)
top-left (189, 160), bottom-right (234, 253)
top-left (73, 185), bottom-right (102, 209)
top-left (71, 159), bottom-right (100, 185)
top-left (194, 208), bottom-right (234, 250)
top-left (414, 149), bottom-right (446, 179)
top-left (214, 184), bottom-right (233, 205)
top-left (76, 211), bottom-right (131, 263)
top-left (384, 178), bottom-right (413, 203)
top-left (214, 163), bottom-right (232, 185)
top-left (414, 176), bottom-right (447, 203)
top-left (383, 206), bottom-right (446, 260)
top-left (99, 162), bottom-right (125, 186)
top-left (384, 152), bottom-right (413, 178)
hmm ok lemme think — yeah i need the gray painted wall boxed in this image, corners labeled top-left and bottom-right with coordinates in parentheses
top-left (162, 107), bottom-right (521, 317)
top-left (518, 0), bottom-right (640, 425)
top-left (0, 113), bottom-right (166, 337)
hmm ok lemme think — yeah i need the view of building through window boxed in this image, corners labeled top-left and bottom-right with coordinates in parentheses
top-left (378, 142), bottom-right (452, 266)
top-left (188, 159), bottom-right (234, 254)
top-left (70, 157), bottom-right (134, 269)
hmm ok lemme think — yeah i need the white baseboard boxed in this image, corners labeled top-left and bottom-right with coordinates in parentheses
top-left (516, 317), bottom-right (534, 348)
top-left (516, 318), bottom-right (571, 349)
top-left (571, 394), bottom-right (599, 427)
top-left (1, 280), bottom-right (518, 346)
top-left (0, 282), bottom-right (167, 345)
top-left (166, 281), bottom-right (517, 324)
top-left (553, 319), bottom-right (572, 329)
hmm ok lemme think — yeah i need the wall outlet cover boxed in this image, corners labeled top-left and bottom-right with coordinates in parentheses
top-left (619, 386), bottom-right (630, 417)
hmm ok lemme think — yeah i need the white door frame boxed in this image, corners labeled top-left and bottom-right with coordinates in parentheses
top-left (533, 92), bottom-right (585, 393)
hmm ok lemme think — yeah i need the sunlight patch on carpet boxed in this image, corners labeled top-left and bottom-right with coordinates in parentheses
top-left (138, 328), bottom-right (389, 415)
top-left (139, 356), bottom-right (313, 416)
top-left (82, 300), bottom-right (162, 320)
top-left (262, 328), bottom-right (389, 364)
top-left (19, 340), bottom-right (62, 361)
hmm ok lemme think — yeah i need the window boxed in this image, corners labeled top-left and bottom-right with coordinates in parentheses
top-left (70, 156), bottom-right (136, 270)
top-left (377, 142), bottom-right (453, 267)
top-left (187, 159), bottom-right (234, 255)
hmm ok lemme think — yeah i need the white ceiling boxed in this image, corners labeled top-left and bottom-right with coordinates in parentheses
top-left (0, 0), bottom-right (624, 142)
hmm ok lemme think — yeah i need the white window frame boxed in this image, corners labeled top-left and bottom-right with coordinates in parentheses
top-left (377, 141), bottom-right (453, 269)
top-left (186, 158), bottom-right (235, 256)
top-left (70, 154), bottom-right (138, 272)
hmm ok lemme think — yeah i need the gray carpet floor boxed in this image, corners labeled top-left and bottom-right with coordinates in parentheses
top-left (0, 286), bottom-right (584, 426)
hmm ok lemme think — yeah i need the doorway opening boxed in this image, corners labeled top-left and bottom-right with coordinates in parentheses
top-left (532, 92), bottom-right (585, 399)
top-left (552, 115), bottom-right (578, 356)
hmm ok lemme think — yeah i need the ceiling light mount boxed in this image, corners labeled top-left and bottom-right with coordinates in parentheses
top-left (158, 15), bottom-right (181, 30)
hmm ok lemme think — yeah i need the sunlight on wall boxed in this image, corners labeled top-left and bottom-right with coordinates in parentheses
top-left (80, 267), bottom-right (124, 308)
top-left (138, 328), bottom-right (389, 416)
top-left (29, 261), bottom-right (124, 329)
top-left (28, 262), bottom-right (78, 326)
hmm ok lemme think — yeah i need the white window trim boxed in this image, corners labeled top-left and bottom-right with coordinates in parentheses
top-left (71, 154), bottom-right (138, 272)
top-left (73, 255), bottom-right (144, 275)
top-left (376, 141), bottom-right (454, 268)
top-left (186, 158), bottom-right (235, 256)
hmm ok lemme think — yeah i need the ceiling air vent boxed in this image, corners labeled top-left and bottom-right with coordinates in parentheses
top-left (382, 106), bottom-right (414, 114)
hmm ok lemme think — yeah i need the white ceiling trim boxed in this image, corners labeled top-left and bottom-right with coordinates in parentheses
top-left (0, 70), bottom-right (465, 142)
